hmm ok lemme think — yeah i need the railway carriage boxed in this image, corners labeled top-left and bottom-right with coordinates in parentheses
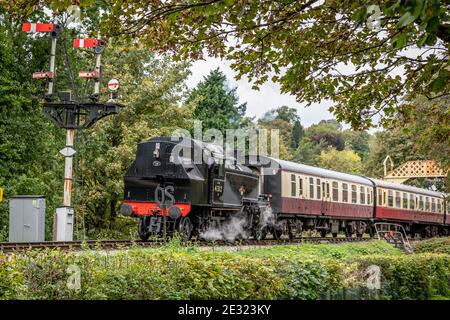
top-left (371, 179), bottom-right (447, 237)
top-left (258, 158), bottom-right (375, 237)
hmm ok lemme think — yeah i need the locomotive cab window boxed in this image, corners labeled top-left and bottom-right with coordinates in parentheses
top-left (342, 183), bottom-right (348, 203)
top-left (291, 174), bottom-right (296, 197)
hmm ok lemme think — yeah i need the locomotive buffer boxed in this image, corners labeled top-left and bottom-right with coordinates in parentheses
top-left (23, 21), bottom-right (123, 241)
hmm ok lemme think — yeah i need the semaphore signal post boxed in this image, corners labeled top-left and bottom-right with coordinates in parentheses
top-left (22, 20), bottom-right (123, 241)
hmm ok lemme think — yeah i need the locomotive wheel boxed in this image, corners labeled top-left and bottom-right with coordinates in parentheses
top-left (320, 230), bottom-right (327, 238)
top-left (332, 232), bottom-right (338, 238)
top-left (273, 227), bottom-right (283, 240)
top-left (253, 227), bottom-right (268, 240)
top-left (178, 217), bottom-right (193, 241)
top-left (138, 217), bottom-right (151, 241)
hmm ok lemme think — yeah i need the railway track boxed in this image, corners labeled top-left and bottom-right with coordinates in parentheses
top-left (0, 236), bottom-right (372, 253)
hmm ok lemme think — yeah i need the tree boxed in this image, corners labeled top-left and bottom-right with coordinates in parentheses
top-left (363, 129), bottom-right (421, 178)
top-left (362, 95), bottom-right (449, 191)
top-left (306, 120), bottom-right (345, 151)
top-left (6, 2), bottom-right (449, 129)
top-left (258, 106), bottom-right (303, 159)
top-left (343, 129), bottom-right (371, 161)
top-left (0, 13), bottom-right (66, 240)
top-left (63, 0), bottom-right (450, 130)
top-left (318, 148), bottom-right (363, 174)
top-left (291, 120), bottom-right (304, 149)
top-left (292, 139), bottom-right (324, 166)
top-left (186, 68), bottom-right (246, 135)
top-left (397, 95), bottom-right (449, 170)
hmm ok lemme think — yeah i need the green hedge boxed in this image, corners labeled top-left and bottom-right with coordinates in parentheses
top-left (414, 237), bottom-right (450, 255)
top-left (1, 241), bottom-right (449, 300)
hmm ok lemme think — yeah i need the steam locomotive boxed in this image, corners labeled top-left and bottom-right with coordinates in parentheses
top-left (120, 136), bottom-right (449, 240)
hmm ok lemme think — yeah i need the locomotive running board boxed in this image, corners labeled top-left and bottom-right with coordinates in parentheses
top-left (374, 222), bottom-right (413, 253)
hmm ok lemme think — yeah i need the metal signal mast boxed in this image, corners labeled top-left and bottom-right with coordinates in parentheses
top-left (22, 21), bottom-right (123, 241)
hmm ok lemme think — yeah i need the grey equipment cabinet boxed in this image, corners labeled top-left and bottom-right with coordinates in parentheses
top-left (9, 196), bottom-right (46, 242)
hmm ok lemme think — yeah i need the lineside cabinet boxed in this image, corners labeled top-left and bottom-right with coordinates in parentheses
top-left (9, 196), bottom-right (45, 242)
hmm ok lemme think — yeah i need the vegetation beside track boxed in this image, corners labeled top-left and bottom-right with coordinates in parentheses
top-left (413, 237), bottom-right (450, 255)
top-left (1, 239), bottom-right (449, 300)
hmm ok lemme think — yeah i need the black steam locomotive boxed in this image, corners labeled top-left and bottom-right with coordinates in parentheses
top-left (120, 136), bottom-right (272, 240)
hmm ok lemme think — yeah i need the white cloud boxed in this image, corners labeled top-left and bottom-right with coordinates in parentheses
top-left (186, 57), bottom-right (334, 127)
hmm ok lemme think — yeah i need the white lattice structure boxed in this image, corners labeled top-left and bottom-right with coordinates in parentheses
top-left (383, 156), bottom-right (448, 184)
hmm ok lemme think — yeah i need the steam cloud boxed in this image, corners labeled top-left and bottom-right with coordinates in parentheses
top-left (199, 206), bottom-right (276, 241)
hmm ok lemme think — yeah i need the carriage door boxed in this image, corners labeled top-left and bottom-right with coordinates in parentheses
top-left (321, 180), bottom-right (331, 215)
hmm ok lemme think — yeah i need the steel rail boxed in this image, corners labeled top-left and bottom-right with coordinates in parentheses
top-left (0, 237), bottom-right (372, 253)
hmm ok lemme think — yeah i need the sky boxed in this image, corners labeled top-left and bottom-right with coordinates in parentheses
top-left (185, 57), bottom-right (334, 127)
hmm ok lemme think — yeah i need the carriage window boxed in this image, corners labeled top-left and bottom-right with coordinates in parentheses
top-left (431, 198), bottom-right (436, 212)
top-left (402, 193), bottom-right (408, 209)
top-left (409, 194), bottom-right (415, 210)
top-left (299, 177), bottom-right (303, 196)
top-left (326, 183), bottom-right (330, 198)
top-left (419, 196), bottom-right (424, 210)
top-left (437, 200), bottom-right (442, 213)
top-left (369, 189), bottom-right (373, 205)
top-left (342, 183), bottom-right (348, 202)
top-left (351, 185), bottom-right (357, 204)
top-left (425, 197), bottom-right (430, 211)
top-left (322, 182), bottom-right (326, 198)
top-left (378, 189), bottom-right (383, 206)
top-left (309, 177), bottom-right (314, 199)
top-left (316, 179), bottom-right (321, 200)
top-left (388, 190), bottom-right (393, 207)
top-left (360, 186), bottom-right (365, 204)
top-left (395, 192), bottom-right (401, 208)
top-left (291, 174), bottom-right (296, 197)
top-left (332, 182), bottom-right (339, 201)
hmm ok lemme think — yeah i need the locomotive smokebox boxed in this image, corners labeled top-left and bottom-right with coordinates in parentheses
top-left (120, 203), bottom-right (133, 216)
top-left (169, 206), bottom-right (182, 219)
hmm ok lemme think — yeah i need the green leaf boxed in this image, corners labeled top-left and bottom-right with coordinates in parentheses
top-left (392, 33), bottom-right (407, 49)
top-left (430, 72), bottom-right (449, 93)
top-left (416, 33), bottom-right (428, 47)
top-left (425, 16), bottom-right (439, 33)
top-left (425, 34), bottom-right (437, 46)
top-left (397, 12), bottom-right (416, 27)
top-left (411, 0), bottom-right (424, 18)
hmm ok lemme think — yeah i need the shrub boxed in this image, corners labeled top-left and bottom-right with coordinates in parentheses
top-left (0, 241), bottom-right (449, 300)
top-left (414, 237), bottom-right (450, 255)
